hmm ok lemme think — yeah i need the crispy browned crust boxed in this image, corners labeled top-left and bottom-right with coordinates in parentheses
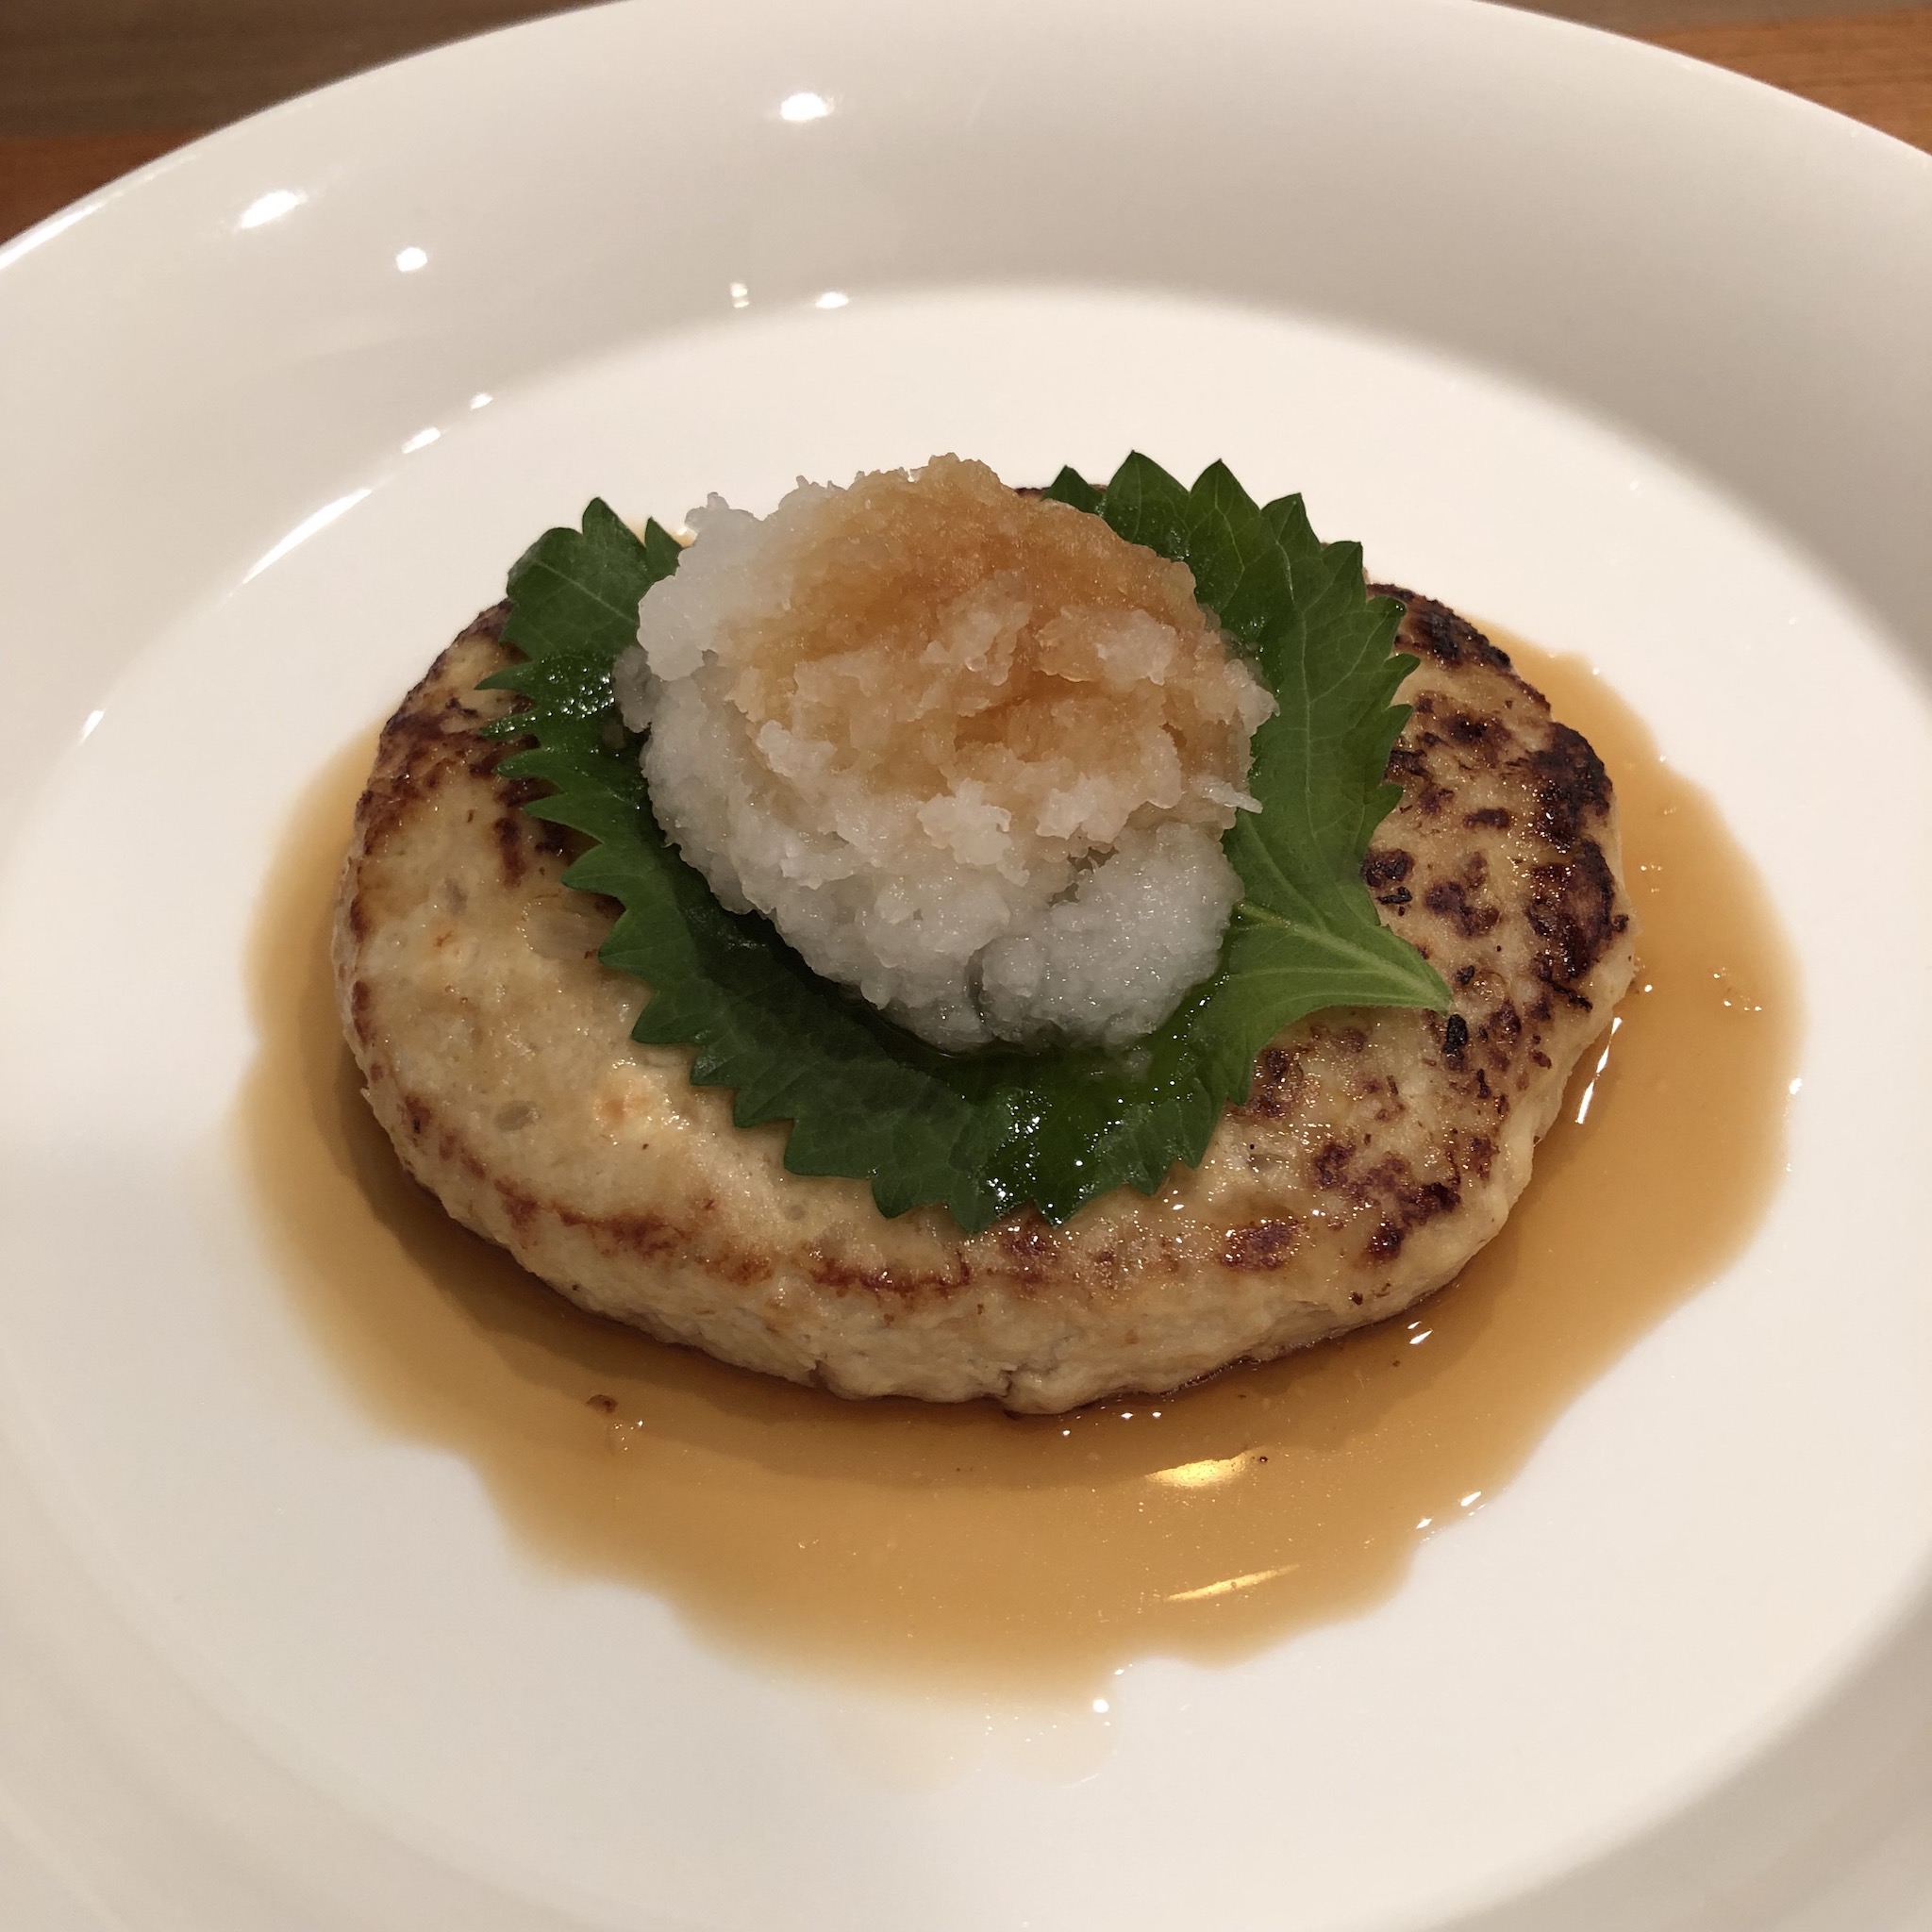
top-left (330, 591), bottom-right (1633, 1411)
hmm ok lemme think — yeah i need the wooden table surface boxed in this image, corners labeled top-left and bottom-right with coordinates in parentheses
top-left (2, 4), bottom-right (1927, 245)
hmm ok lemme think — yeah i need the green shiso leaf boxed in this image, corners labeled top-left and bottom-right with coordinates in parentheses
top-left (481, 458), bottom-right (1450, 1234)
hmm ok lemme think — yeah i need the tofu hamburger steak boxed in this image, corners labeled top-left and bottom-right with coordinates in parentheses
top-left (331, 458), bottom-right (1634, 1413)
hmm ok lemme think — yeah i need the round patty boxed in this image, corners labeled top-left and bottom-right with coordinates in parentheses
top-left (331, 590), bottom-right (1634, 1413)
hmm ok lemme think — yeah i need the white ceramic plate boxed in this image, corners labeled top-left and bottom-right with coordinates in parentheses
top-left (3, 2), bottom-right (1930, 1925)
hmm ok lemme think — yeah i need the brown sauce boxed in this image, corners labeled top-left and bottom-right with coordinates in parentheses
top-left (238, 640), bottom-right (1797, 1693)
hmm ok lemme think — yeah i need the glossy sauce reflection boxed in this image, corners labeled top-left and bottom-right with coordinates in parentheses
top-left (240, 641), bottom-right (1797, 1691)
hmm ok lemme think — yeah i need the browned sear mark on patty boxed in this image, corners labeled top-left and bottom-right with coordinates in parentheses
top-left (1522, 724), bottom-right (1614, 845)
top-left (1363, 844), bottom-right (1415, 907)
top-left (1222, 1219), bottom-right (1301, 1271)
top-left (1423, 877), bottom-right (1501, 938)
top-left (1371, 586), bottom-right (1514, 673)
top-left (1526, 842), bottom-right (1621, 987)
